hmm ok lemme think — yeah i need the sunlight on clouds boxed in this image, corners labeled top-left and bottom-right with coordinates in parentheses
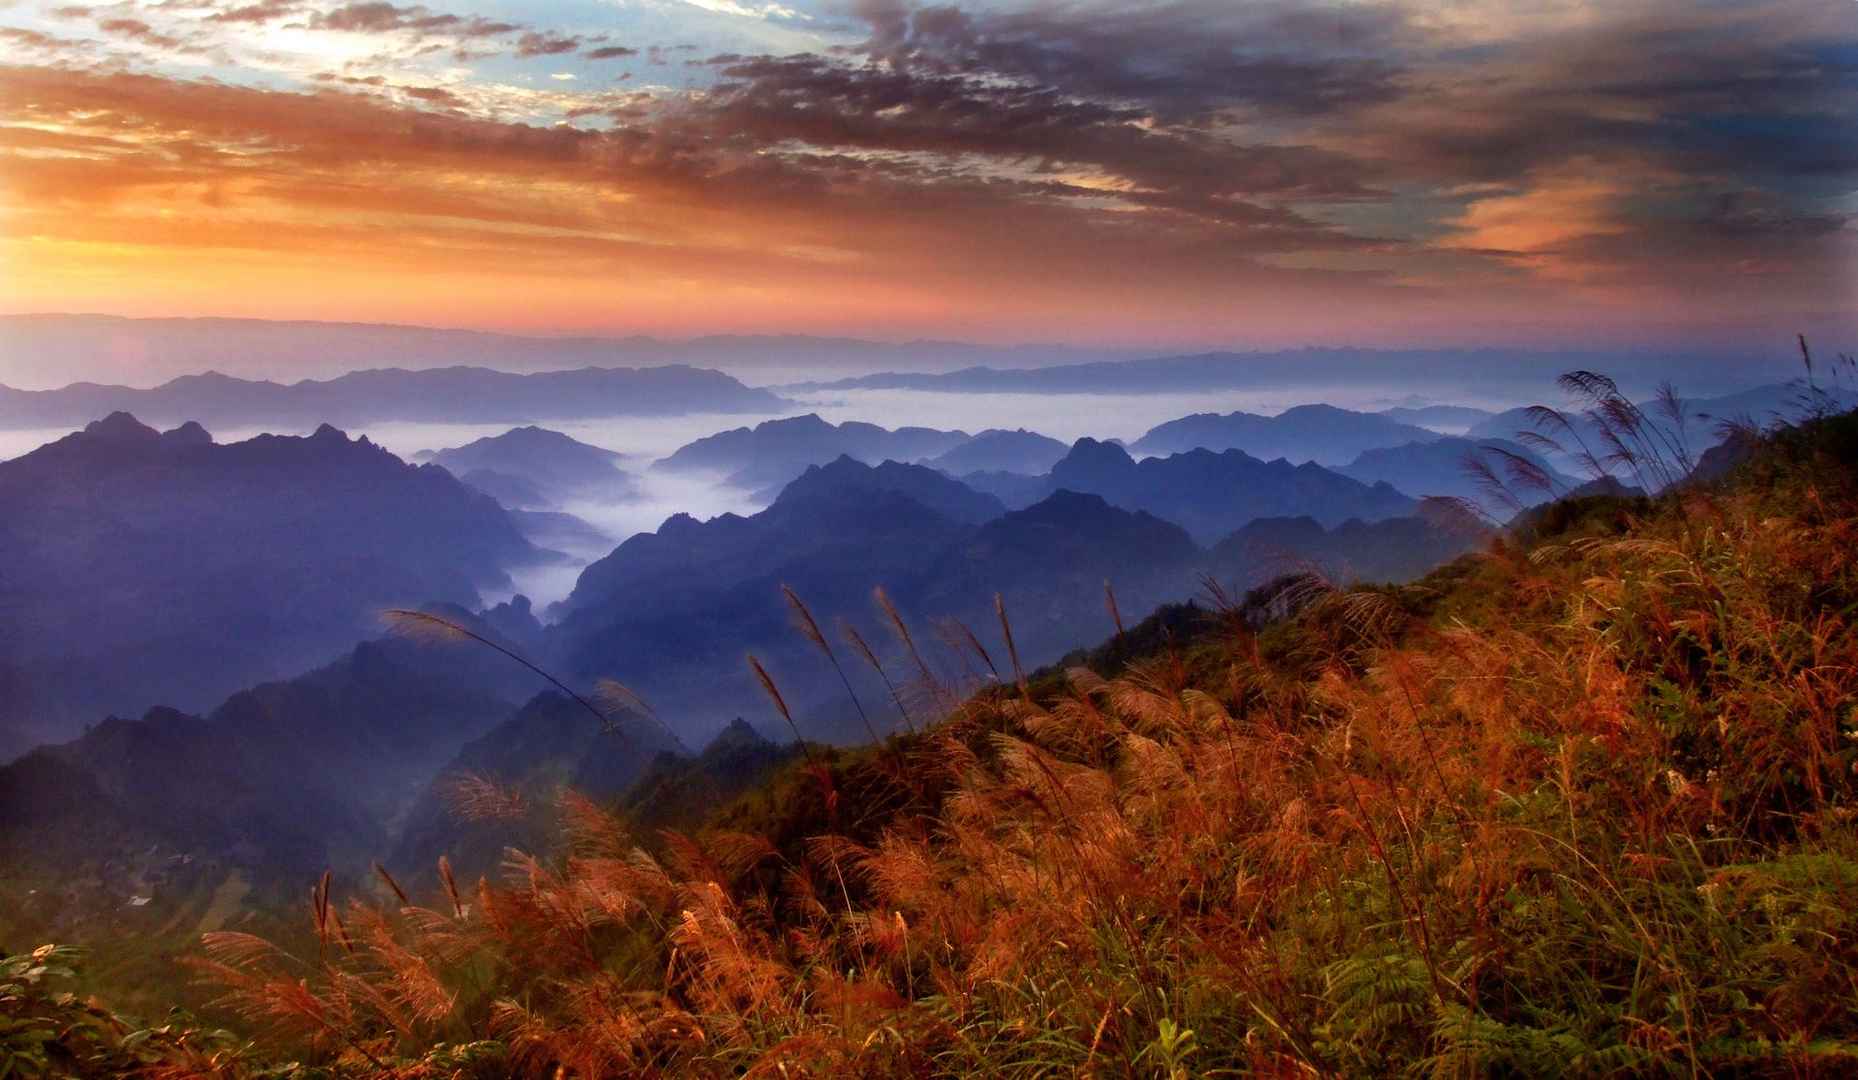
top-left (1447, 166), bottom-right (1635, 281)
top-left (0, 0), bottom-right (1848, 345)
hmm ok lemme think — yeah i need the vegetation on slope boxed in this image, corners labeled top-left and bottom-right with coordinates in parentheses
top-left (7, 406), bottom-right (1858, 1077)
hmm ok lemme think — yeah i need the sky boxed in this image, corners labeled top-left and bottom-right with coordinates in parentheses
top-left (0, 0), bottom-right (1854, 354)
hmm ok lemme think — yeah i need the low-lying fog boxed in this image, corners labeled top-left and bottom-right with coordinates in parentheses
top-left (0, 382), bottom-right (1534, 612)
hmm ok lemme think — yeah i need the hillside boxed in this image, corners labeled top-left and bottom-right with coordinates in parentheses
top-left (18, 406), bottom-right (1851, 1077)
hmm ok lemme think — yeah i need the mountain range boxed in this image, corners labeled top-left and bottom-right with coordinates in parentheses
top-left (965, 438), bottom-right (1417, 545)
top-left (651, 413), bottom-right (973, 495)
top-left (1338, 437), bottom-right (1579, 508)
top-left (779, 347), bottom-right (1806, 399)
top-left (0, 414), bottom-right (547, 759)
top-left (0, 314), bottom-right (1139, 387)
top-left (0, 415), bottom-right (1485, 901)
top-left (1130, 404), bottom-right (1444, 464)
top-left (549, 454), bottom-right (1468, 744)
top-left (0, 365), bottom-right (787, 431)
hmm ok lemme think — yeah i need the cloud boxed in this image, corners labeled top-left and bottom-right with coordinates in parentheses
top-left (515, 31), bottom-right (579, 58)
top-left (307, 2), bottom-right (517, 39)
top-left (0, 0), bottom-right (1852, 345)
top-left (97, 17), bottom-right (188, 50)
top-left (0, 25), bottom-right (82, 50)
top-left (207, 0), bottom-right (297, 24)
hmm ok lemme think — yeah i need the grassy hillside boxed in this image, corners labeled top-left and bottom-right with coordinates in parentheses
top-left (6, 410), bottom-right (1857, 1077)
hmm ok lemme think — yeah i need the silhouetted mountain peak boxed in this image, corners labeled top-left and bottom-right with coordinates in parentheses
top-left (82, 411), bottom-right (160, 442)
top-left (161, 420), bottom-right (213, 446)
top-left (773, 455), bottom-right (1005, 523)
top-left (764, 412), bottom-right (831, 433)
top-left (1049, 437), bottom-right (1138, 488)
top-left (659, 512), bottom-right (703, 537)
top-left (1065, 437), bottom-right (1136, 466)
top-left (1026, 488), bottom-right (1117, 518)
top-left (310, 422), bottom-right (348, 442)
top-left (708, 717), bottom-right (773, 753)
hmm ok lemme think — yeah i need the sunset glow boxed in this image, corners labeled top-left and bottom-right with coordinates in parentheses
top-left (1, 0), bottom-right (1853, 353)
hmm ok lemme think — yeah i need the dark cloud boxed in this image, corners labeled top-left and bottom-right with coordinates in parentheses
top-left (308, 2), bottom-right (517, 39)
top-left (515, 31), bottom-right (580, 57)
top-left (848, 0), bottom-right (1408, 120)
top-left (0, 26), bottom-right (80, 49)
top-left (403, 84), bottom-right (464, 108)
top-left (585, 45), bottom-right (636, 60)
top-left (208, 0), bottom-right (298, 24)
top-left (696, 52), bottom-right (1376, 205)
top-left (97, 17), bottom-right (187, 49)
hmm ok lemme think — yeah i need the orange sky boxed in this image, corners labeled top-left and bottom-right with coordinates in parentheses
top-left (1, 0), bottom-right (1853, 352)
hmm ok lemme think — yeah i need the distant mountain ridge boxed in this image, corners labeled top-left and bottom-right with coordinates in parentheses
top-left (1339, 437), bottom-right (1579, 508)
top-left (775, 456), bottom-right (1008, 524)
top-left (779, 347), bottom-right (1806, 399)
top-left (653, 413), bottom-right (972, 495)
top-left (0, 365), bottom-right (787, 431)
top-left (975, 438), bottom-right (1418, 544)
top-left (415, 426), bottom-right (640, 509)
top-left (1377, 405), bottom-right (1496, 432)
top-left (0, 314), bottom-right (1141, 387)
top-left (925, 428), bottom-right (1070, 475)
top-left (1131, 404), bottom-right (1442, 464)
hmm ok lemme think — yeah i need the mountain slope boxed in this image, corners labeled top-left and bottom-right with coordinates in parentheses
top-left (390, 691), bottom-right (683, 882)
top-left (774, 456), bottom-right (1006, 524)
top-left (1048, 437), bottom-right (1416, 544)
top-left (0, 633), bottom-right (526, 883)
top-left (0, 414), bottom-right (545, 756)
top-left (652, 413), bottom-right (971, 495)
top-left (1338, 436), bottom-right (1578, 507)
